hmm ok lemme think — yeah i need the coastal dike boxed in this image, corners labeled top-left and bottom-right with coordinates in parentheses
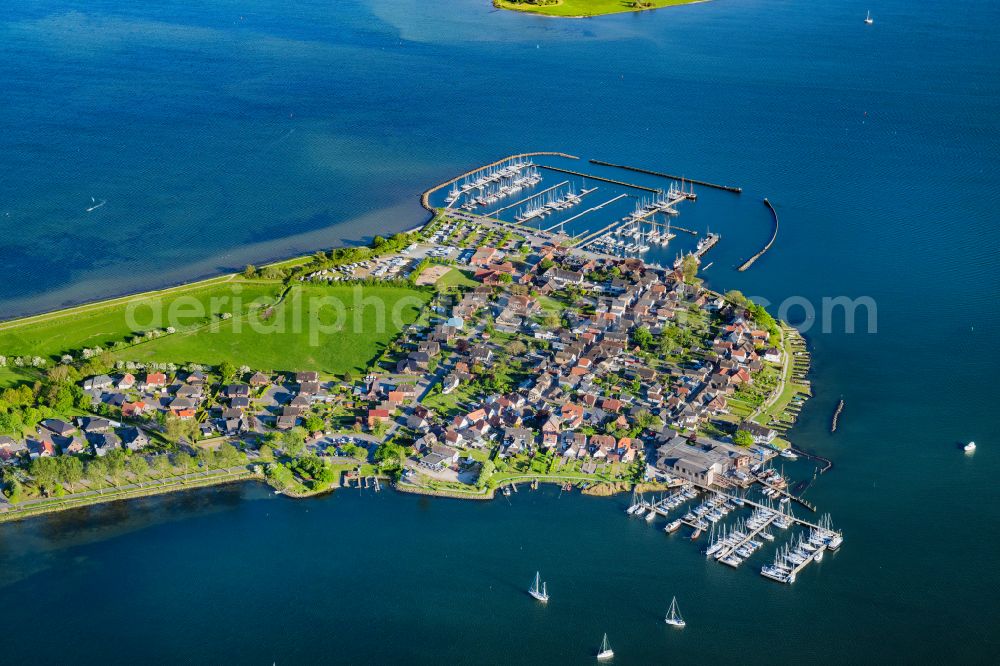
top-left (738, 198), bottom-right (779, 271)
top-left (420, 151), bottom-right (579, 212)
top-left (589, 159), bottom-right (743, 194)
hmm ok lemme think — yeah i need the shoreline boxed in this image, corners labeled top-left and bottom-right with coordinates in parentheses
top-left (0, 198), bottom-right (429, 322)
top-left (0, 470), bottom-right (261, 524)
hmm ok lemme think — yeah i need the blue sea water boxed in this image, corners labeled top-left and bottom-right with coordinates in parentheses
top-left (1, 0), bottom-right (999, 663)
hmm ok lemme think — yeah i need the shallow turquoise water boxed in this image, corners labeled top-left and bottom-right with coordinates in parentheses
top-left (1, 0), bottom-right (998, 662)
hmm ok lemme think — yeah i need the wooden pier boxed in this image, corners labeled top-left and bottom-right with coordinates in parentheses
top-left (789, 544), bottom-right (826, 578)
top-left (589, 159), bottom-right (742, 194)
top-left (737, 198), bottom-right (779, 271)
top-left (483, 180), bottom-right (569, 217)
top-left (553, 193), bottom-right (630, 231)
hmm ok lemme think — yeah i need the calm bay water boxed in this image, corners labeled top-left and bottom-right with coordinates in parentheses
top-left (1, 0), bottom-right (999, 663)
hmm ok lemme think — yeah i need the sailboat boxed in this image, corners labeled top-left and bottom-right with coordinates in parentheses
top-left (864, 10), bottom-right (873, 25)
top-left (529, 571), bottom-right (549, 603)
top-left (596, 633), bottom-right (614, 661)
top-left (665, 596), bottom-right (686, 628)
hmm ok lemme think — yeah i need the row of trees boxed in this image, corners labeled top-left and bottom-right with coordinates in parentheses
top-left (3, 443), bottom-right (248, 501)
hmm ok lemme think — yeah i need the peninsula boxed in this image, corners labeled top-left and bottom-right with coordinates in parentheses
top-left (0, 154), bottom-right (833, 582)
top-left (494, 0), bottom-right (703, 19)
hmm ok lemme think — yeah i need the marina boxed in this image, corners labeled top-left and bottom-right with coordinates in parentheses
top-left (626, 482), bottom-right (842, 585)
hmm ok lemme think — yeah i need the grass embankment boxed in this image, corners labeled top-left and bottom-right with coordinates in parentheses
top-left (0, 281), bottom-right (430, 382)
top-left (0, 278), bottom-right (285, 386)
top-left (118, 284), bottom-right (431, 375)
top-left (494, 0), bottom-right (702, 18)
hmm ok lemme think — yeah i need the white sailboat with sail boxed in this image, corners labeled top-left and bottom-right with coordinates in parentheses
top-left (664, 596), bottom-right (686, 628)
top-left (528, 571), bottom-right (549, 603)
top-left (596, 633), bottom-right (614, 660)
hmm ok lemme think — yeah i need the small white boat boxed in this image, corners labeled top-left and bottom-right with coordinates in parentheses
top-left (596, 633), bottom-right (614, 661)
top-left (664, 519), bottom-right (683, 533)
top-left (864, 10), bottom-right (873, 25)
top-left (664, 596), bottom-right (686, 628)
top-left (529, 571), bottom-right (549, 603)
top-left (964, 441), bottom-right (976, 452)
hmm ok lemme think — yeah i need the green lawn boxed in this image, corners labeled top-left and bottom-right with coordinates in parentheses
top-left (436, 268), bottom-right (478, 291)
top-left (422, 382), bottom-right (479, 419)
top-left (117, 284), bottom-right (431, 376)
top-left (0, 278), bottom-right (284, 362)
top-left (494, 0), bottom-right (701, 18)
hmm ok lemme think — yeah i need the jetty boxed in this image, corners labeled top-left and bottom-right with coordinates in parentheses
top-left (589, 159), bottom-right (742, 193)
top-left (831, 399), bottom-right (845, 433)
top-left (538, 165), bottom-right (659, 193)
top-left (738, 198), bottom-right (779, 271)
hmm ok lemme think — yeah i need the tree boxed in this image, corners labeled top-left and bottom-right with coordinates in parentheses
top-left (216, 442), bottom-right (245, 468)
top-left (58, 456), bottom-right (85, 487)
top-left (257, 444), bottom-right (274, 461)
top-left (280, 427), bottom-right (308, 457)
top-left (5, 477), bottom-right (23, 502)
top-left (243, 264), bottom-right (257, 279)
top-left (151, 454), bottom-right (172, 476)
top-left (634, 409), bottom-right (663, 433)
top-left (29, 457), bottom-right (60, 493)
top-left (506, 340), bottom-right (528, 356)
top-left (681, 254), bottom-right (699, 284)
top-left (218, 361), bottom-right (237, 383)
top-left (724, 289), bottom-right (749, 307)
top-left (128, 454), bottom-right (149, 478)
top-left (475, 459), bottom-right (495, 489)
top-left (374, 441), bottom-right (405, 471)
top-left (632, 325), bottom-right (654, 350)
top-left (303, 414), bottom-right (325, 433)
top-left (165, 416), bottom-right (199, 443)
top-left (733, 429), bottom-right (754, 447)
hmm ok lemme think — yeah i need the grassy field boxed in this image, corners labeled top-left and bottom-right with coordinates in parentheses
top-left (436, 268), bottom-right (478, 291)
top-left (0, 278), bottom-right (285, 361)
top-left (117, 284), bottom-right (431, 376)
top-left (493, 0), bottom-right (701, 18)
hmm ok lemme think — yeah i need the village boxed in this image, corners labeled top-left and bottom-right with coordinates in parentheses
top-left (0, 209), bottom-right (807, 520)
